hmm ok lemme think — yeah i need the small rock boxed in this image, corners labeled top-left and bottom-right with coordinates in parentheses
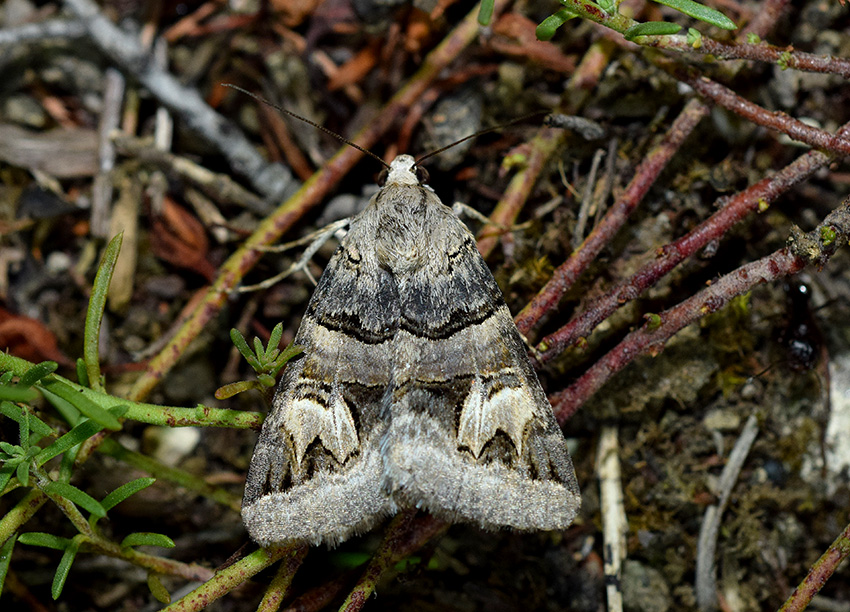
top-left (622, 560), bottom-right (672, 612)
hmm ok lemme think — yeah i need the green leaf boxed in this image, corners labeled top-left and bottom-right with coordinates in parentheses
top-left (0, 464), bottom-right (15, 494)
top-left (651, 0), bottom-right (736, 30)
top-left (0, 533), bottom-right (16, 597)
top-left (596, 0), bottom-right (615, 13)
top-left (35, 418), bottom-right (103, 467)
top-left (269, 343), bottom-right (303, 377)
top-left (17, 405), bottom-right (30, 451)
top-left (214, 380), bottom-right (260, 400)
top-left (0, 442), bottom-right (22, 456)
top-left (624, 21), bottom-right (682, 39)
top-left (147, 572), bottom-right (171, 604)
top-left (58, 448), bottom-right (76, 484)
top-left (39, 386), bottom-right (81, 426)
top-left (0, 372), bottom-right (12, 385)
top-left (686, 27), bottom-right (702, 47)
top-left (644, 312), bottom-right (663, 330)
top-left (0, 402), bottom-right (54, 439)
top-left (0, 386), bottom-right (39, 403)
top-left (266, 323), bottom-right (284, 360)
top-left (230, 329), bottom-right (260, 370)
top-left (43, 482), bottom-right (107, 518)
top-left (536, 8), bottom-right (578, 41)
top-left (331, 551), bottom-right (372, 568)
top-left (19, 361), bottom-right (58, 388)
top-left (257, 373), bottom-right (276, 388)
top-left (52, 538), bottom-right (80, 599)
top-left (18, 532), bottom-right (72, 550)
top-left (477, 0), bottom-right (495, 25)
top-left (37, 380), bottom-right (122, 430)
top-left (120, 532), bottom-right (175, 549)
top-left (15, 458), bottom-right (30, 487)
top-left (75, 358), bottom-right (89, 388)
top-left (820, 225), bottom-right (837, 246)
top-left (253, 337), bottom-right (266, 361)
top-left (101, 477), bottom-right (156, 512)
top-left (84, 233), bottom-right (123, 392)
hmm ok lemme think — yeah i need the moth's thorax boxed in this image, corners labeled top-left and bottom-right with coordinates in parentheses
top-left (364, 155), bottom-right (453, 273)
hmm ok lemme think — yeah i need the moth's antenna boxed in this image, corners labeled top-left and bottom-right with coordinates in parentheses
top-left (223, 84), bottom-right (391, 170)
top-left (414, 111), bottom-right (547, 167)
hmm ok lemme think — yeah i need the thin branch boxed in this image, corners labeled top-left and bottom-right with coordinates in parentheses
top-left (113, 134), bottom-right (271, 215)
top-left (256, 545), bottom-right (309, 612)
top-left (339, 513), bottom-right (448, 612)
top-left (476, 127), bottom-right (565, 259)
top-left (61, 0), bottom-right (295, 200)
top-left (0, 489), bottom-right (47, 546)
top-left (536, 121), bottom-right (850, 361)
top-left (551, 198), bottom-right (850, 422)
top-left (0, 352), bottom-right (263, 430)
top-left (657, 57), bottom-right (850, 156)
top-left (598, 425), bottom-right (626, 612)
top-left (653, 36), bottom-right (850, 79)
top-left (0, 19), bottom-right (86, 46)
top-left (516, 98), bottom-right (709, 337)
top-left (778, 519), bottom-right (850, 612)
top-left (161, 545), bottom-right (295, 612)
top-left (97, 438), bottom-right (242, 512)
top-left (475, 37), bottom-right (615, 261)
top-left (39, 477), bottom-right (213, 582)
top-left (695, 415), bottom-right (759, 611)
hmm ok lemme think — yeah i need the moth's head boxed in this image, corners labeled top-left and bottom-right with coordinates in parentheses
top-left (378, 154), bottom-right (429, 187)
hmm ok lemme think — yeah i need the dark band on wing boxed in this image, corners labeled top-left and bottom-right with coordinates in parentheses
top-left (399, 297), bottom-right (502, 339)
top-left (307, 309), bottom-right (397, 344)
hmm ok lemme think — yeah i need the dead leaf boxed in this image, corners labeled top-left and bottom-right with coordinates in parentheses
top-left (150, 197), bottom-right (216, 281)
top-left (0, 308), bottom-right (72, 365)
top-left (327, 39), bottom-right (381, 91)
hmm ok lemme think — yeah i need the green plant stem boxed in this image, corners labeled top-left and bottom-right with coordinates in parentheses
top-left (161, 544), bottom-right (295, 612)
top-left (256, 545), bottom-right (309, 612)
top-left (38, 476), bottom-right (213, 581)
top-left (84, 233), bottom-right (123, 392)
top-left (0, 489), bottom-right (47, 546)
top-left (0, 352), bottom-right (262, 430)
top-left (339, 512), bottom-right (448, 612)
top-left (38, 475), bottom-right (98, 539)
top-left (97, 438), bottom-right (242, 512)
top-left (561, 0), bottom-right (636, 33)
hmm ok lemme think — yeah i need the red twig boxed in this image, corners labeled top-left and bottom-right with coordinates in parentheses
top-left (552, 199), bottom-right (850, 422)
top-left (742, 0), bottom-right (791, 38)
top-left (536, 121), bottom-right (850, 362)
top-left (339, 513), bottom-right (448, 612)
top-left (658, 59), bottom-right (850, 156)
top-left (515, 98), bottom-right (709, 337)
top-left (778, 518), bottom-right (850, 612)
top-left (474, 37), bottom-right (614, 260)
top-left (656, 37), bottom-right (850, 79)
top-left (477, 127), bottom-right (565, 259)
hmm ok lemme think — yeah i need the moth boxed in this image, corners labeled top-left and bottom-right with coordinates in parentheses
top-left (242, 154), bottom-right (581, 546)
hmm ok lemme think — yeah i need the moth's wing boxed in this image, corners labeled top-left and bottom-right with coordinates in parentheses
top-left (383, 216), bottom-right (580, 531)
top-left (242, 228), bottom-right (398, 546)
